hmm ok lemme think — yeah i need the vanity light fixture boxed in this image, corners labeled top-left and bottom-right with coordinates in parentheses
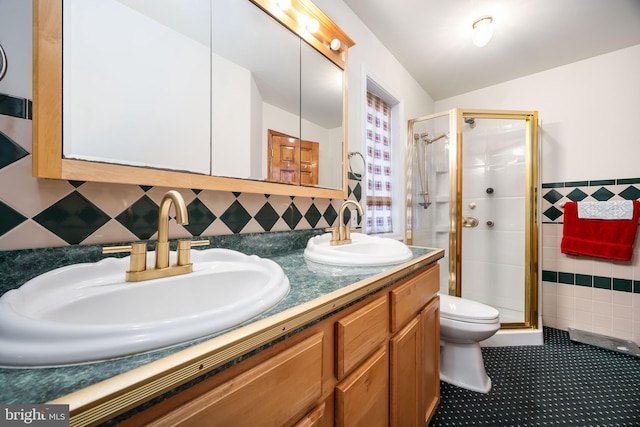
top-left (250, 0), bottom-right (354, 67)
top-left (330, 38), bottom-right (341, 51)
top-left (471, 16), bottom-right (493, 47)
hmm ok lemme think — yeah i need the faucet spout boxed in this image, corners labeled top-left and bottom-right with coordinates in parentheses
top-left (156, 190), bottom-right (189, 269)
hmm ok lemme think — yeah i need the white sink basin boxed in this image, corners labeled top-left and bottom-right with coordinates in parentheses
top-left (0, 249), bottom-right (289, 367)
top-left (303, 233), bottom-right (413, 266)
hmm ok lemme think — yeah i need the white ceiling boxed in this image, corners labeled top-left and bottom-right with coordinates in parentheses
top-left (342, 0), bottom-right (640, 100)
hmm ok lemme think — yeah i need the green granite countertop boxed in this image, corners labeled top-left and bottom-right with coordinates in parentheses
top-left (0, 230), bottom-right (441, 413)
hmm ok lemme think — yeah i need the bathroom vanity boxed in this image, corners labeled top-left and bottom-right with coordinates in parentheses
top-left (111, 253), bottom-right (442, 427)
top-left (0, 241), bottom-right (445, 426)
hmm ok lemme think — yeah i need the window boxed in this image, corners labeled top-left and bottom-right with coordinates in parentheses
top-left (365, 92), bottom-right (393, 234)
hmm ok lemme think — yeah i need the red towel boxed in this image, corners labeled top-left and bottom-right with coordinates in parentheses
top-left (560, 200), bottom-right (640, 261)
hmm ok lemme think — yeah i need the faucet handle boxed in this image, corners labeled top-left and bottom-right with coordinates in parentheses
top-left (190, 239), bottom-right (209, 248)
top-left (176, 239), bottom-right (191, 266)
top-left (102, 244), bottom-right (133, 254)
top-left (176, 239), bottom-right (209, 266)
top-left (103, 242), bottom-right (148, 273)
top-left (325, 227), bottom-right (340, 242)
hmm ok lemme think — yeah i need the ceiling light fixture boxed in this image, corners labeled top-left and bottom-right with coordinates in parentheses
top-left (471, 16), bottom-right (493, 47)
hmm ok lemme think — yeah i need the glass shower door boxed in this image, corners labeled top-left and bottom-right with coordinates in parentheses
top-left (460, 118), bottom-right (527, 323)
top-left (407, 108), bottom-right (539, 329)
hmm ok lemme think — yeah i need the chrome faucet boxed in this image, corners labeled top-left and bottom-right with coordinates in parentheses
top-left (327, 200), bottom-right (364, 246)
top-left (103, 190), bottom-right (208, 282)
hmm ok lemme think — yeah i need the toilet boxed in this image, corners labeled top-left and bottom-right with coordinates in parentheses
top-left (438, 293), bottom-right (500, 393)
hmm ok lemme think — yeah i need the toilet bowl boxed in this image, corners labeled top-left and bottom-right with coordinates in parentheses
top-left (438, 293), bottom-right (500, 393)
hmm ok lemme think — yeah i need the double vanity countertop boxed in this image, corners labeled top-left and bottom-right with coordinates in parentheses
top-left (0, 230), bottom-right (443, 425)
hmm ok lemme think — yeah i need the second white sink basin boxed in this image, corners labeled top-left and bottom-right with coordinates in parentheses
top-left (0, 248), bottom-right (289, 367)
top-left (304, 233), bottom-right (413, 266)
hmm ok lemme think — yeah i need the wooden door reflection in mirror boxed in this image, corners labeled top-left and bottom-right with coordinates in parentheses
top-left (267, 129), bottom-right (318, 186)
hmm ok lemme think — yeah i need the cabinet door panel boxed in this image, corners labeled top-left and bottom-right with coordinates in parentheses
top-left (390, 316), bottom-right (420, 427)
top-left (335, 345), bottom-right (388, 427)
top-left (421, 297), bottom-right (440, 424)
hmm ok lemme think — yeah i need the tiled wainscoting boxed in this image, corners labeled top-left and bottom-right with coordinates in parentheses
top-left (541, 179), bottom-right (640, 343)
top-left (0, 94), bottom-right (363, 250)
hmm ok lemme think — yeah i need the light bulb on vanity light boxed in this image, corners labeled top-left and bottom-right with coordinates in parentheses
top-left (306, 18), bottom-right (320, 33)
top-left (471, 16), bottom-right (493, 47)
top-left (276, 0), bottom-right (291, 11)
top-left (330, 38), bottom-right (341, 51)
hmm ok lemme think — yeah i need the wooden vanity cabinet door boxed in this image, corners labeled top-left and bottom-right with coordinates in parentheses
top-left (335, 296), bottom-right (388, 380)
top-left (389, 263), bottom-right (441, 427)
top-left (146, 333), bottom-right (324, 427)
top-left (389, 315), bottom-right (421, 427)
top-left (335, 345), bottom-right (389, 427)
top-left (421, 296), bottom-right (440, 425)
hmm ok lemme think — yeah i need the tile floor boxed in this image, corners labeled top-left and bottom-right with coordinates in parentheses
top-left (430, 328), bottom-right (640, 426)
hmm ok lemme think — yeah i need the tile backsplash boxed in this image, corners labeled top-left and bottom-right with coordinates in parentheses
top-left (541, 179), bottom-right (640, 343)
top-left (0, 94), bottom-right (362, 250)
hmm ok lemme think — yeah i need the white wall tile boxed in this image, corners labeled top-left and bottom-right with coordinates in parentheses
top-left (592, 260), bottom-right (613, 279)
top-left (592, 314), bottom-right (613, 336)
top-left (574, 310), bottom-right (592, 330)
top-left (573, 286), bottom-right (592, 300)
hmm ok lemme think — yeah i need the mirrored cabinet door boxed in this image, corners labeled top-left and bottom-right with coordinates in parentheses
top-left (62, 0), bottom-right (212, 174)
top-left (301, 41), bottom-right (344, 190)
top-left (34, 0), bottom-right (353, 198)
top-left (211, 0), bottom-right (300, 182)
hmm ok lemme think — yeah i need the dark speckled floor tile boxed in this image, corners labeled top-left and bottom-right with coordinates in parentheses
top-left (430, 327), bottom-right (640, 426)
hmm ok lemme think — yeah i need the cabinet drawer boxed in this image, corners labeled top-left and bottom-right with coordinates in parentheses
top-left (335, 296), bottom-right (388, 380)
top-left (148, 333), bottom-right (324, 427)
top-left (335, 345), bottom-right (389, 427)
top-left (390, 263), bottom-right (439, 333)
top-left (293, 402), bottom-right (326, 427)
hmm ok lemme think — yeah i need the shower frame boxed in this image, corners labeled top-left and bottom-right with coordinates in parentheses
top-left (406, 108), bottom-right (539, 329)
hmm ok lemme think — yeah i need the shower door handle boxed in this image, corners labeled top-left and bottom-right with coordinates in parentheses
top-left (462, 216), bottom-right (479, 228)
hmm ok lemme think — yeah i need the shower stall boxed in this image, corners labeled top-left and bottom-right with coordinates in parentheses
top-left (406, 109), bottom-right (542, 344)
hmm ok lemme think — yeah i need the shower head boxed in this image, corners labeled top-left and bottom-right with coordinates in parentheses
top-left (421, 132), bottom-right (448, 144)
top-left (464, 118), bottom-right (477, 128)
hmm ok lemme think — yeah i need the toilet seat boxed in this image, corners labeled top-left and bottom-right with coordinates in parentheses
top-left (439, 294), bottom-right (499, 324)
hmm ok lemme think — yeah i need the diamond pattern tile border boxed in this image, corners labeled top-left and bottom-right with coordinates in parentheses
top-left (33, 191), bottom-right (111, 245)
top-left (0, 130), bottom-right (29, 170)
top-left (0, 128), bottom-right (359, 249)
top-left (542, 178), bottom-right (640, 223)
